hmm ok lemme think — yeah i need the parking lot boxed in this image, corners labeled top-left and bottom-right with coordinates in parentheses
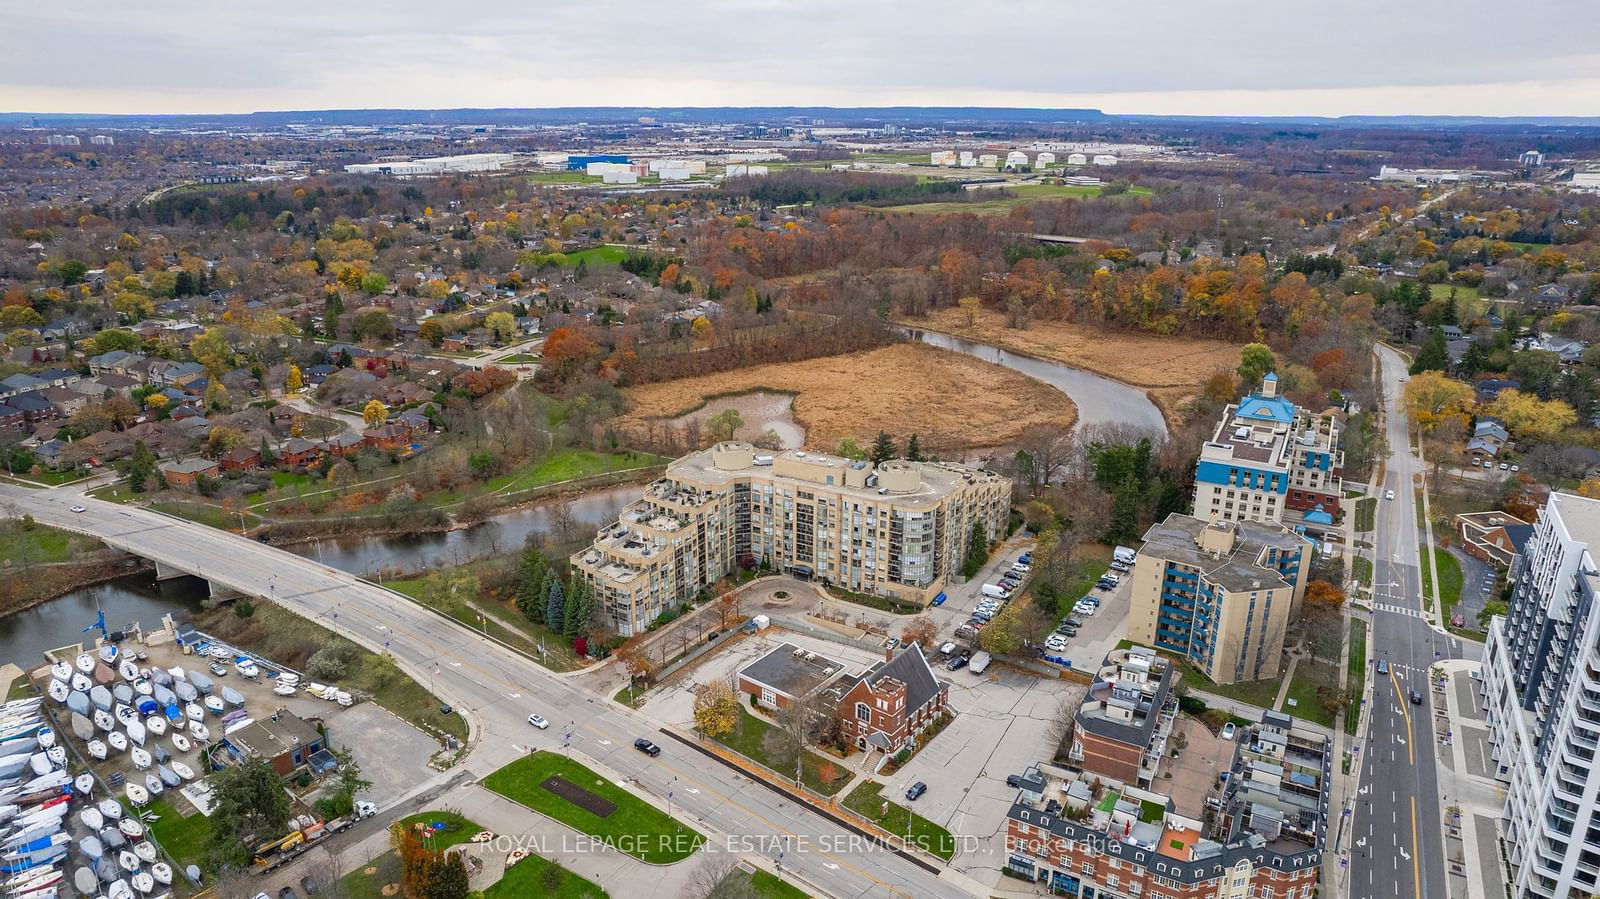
top-left (877, 664), bottom-right (1084, 883)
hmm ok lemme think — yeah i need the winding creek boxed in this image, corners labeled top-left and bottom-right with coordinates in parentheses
top-left (6, 333), bottom-right (1166, 662)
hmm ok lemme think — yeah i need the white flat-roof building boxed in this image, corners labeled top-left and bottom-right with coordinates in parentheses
top-left (345, 153), bottom-right (513, 176)
top-left (1483, 492), bottom-right (1600, 899)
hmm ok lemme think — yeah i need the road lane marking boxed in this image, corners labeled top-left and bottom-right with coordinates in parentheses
top-left (1410, 796), bottom-right (1422, 899)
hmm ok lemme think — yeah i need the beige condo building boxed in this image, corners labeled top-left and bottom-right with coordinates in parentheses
top-left (571, 442), bottom-right (1011, 636)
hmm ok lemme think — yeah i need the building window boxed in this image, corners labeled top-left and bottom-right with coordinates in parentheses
top-left (760, 688), bottom-right (775, 706)
top-left (855, 702), bottom-right (870, 722)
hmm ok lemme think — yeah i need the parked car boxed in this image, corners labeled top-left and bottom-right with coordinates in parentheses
top-left (1080, 596), bottom-right (1100, 607)
top-left (1006, 774), bottom-right (1023, 788)
top-left (1012, 562), bottom-right (1031, 573)
top-left (1018, 553), bottom-right (1032, 565)
top-left (946, 655), bottom-right (968, 671)
top-left (634, 738), bottom-right (661, 757)
top-left (1511, 464), bottom-right (1521, 472)
top-left (208, 661), bottom-right (228, 677)
top-left (905, 782), bottom-right (927, 801)
top-left (1220, 722), bottom-right (1236, 741)
top-left (1065, 617), bottom-right (1083, 628)
top-left (939, 641), bottom-right (957, 656)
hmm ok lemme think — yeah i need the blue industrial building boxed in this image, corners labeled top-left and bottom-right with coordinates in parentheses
top-left (566, 154), bottom-right (630, 171)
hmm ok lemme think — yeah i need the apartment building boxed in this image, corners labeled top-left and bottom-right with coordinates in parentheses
top-left (1067, 647), bottom-right (1178, 788)
top-left (1193, 373), bottom-right (1344, 526)
top-left (1126, 514), bottom-right (1310, 685)
top-left (1482, 491), bottom-right (1600, 898)
top-left (570, 442), bottom-right (1011, 635)
top-left (1006, 710), bottom-right (1329, 899)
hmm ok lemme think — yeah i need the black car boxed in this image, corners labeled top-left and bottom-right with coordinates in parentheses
top-left (1006, 774), bottom-right (1023, 788)
top-left (905, 781), bottom-right (927, 801)
top-left (1409, 689), bottom-right (1423, 705)
top-left (1065, 618), bottom-right (1083, 628)
top-left (634, 738), bottom-right (661, 757)
top-left (946, 655), bottom-right (968, 671)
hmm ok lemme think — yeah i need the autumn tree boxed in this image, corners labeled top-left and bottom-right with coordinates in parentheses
top-left (706, 408), bottom-right (743, 443)
top-left (392, 822), bottom-right (437, 899)
top-left (362, 399), bottom-right (388, 428)
top-left (1300, 580), bottom-right (1346, 663)
top-left (716, 591), bottom-right (741, 629)
top-left (979, 603), bottom-right (1024, 655)
top-left (1403, 371), bottom-right (1474, 433)
top-left (484, 310), bottom-right (517, 342)
top-left (1485, 389), bottom-right (1578, 440)
top-left (190, 327), bottom-right (234, 375)
top-left (692, 680), bottom-right (740, 739)
top-left (284, 364), bottom-right (303, 393)
top-left (900, 616), bottom-right (937, 649)
top-left (418, 319), bottom-right (445, 347)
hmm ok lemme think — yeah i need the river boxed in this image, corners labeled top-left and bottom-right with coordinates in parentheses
top-left (8, 332), bottom-right (1166, 664)
top-left (900, 327), bottom-right (1167, 436)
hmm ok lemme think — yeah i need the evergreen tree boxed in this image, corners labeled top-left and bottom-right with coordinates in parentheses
top-left (906, 433), bottom-right (922, 462)
top-left (1410, 327), bottom-right (1450, 375)
top-left (127, 441), bottom-right (156, 493)
top-left (870, 431), bottom-right (897, 466)
top-left (1443, 290), bottom-right (1459, 326)
top-left (516, 547), bottom-right (549, 622)
top-left (562, 578), bottom-right (593, 637)
top-left (574, 258), bottom-right (589, 281)
top-left (1106, 481), bottom-right (1142, 544)
top-left (962, 520), bottom-right (990, 579)
top-left (543, 579), bottom-right (565, 632)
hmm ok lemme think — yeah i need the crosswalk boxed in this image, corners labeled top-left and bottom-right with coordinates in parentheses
top-left (1373, 602), bottom-right (1426, 619)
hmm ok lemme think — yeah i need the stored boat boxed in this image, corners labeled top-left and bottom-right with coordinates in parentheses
top-left (63, 694), bottom-right (87, 719)
top-left (96, 799), bottom-right (121, 820)
top-left (91, 711), bottom-right (113, 733)
top-left (168, 734), bottom-right (190, 754)
top-left (202, 696), bottom-right (224, 717)
top-left (143, 715), bottom-right (165, 738)
top-left (123, 784), bottom-right (147, 807)
top-left (183, 703), bottom-right (203, 723)
top-left (128, 747), bottom-right (150, 770)
top-left (68, 674), bottom-right (89, 694)
top-left (119, 818), bottom-right (144, 841)
top-left (150, 744), bottom-right (168, 765)
top-left (130, 678), bottom-right (151, 697)
top-left (77, 807), bottom-right (102, 832)
top-left (30, 729), bottom-right (50, 752)
top-left (170, 761), bottom-right (193, 781)
top-left (156, 766), bottom-right (179, 789)
top-left (131, 869), bottom-right (154, 894)
top-left (92, 663), bottom-right (115, 686)
top-left (43, 682), bottom-right (66, 706)
top-left (42, 747), bottom-right (63, 768)
top-left (142, 773), bottom-right (162, 796)
top-left (112, 684), bottom-right (133, 706)
top-left (186, 721), bottom-right (208, 743)
top-left (219, 687), bottom-right (244, 707)
top-left (150, 861), bottom-right (172, 885)
top-left (113, 706), bottom-right (136, 728)
top-left (125, 719), bottom-right (145, 746)
top-left (47, 664), bottom-right (69, 684)
top-left (98, 645), bottom-right (118, 665)
top-left (73, 655), bottom-right (93, 676)
top-left (105, 732), bottom-right (127, 754)
top-left (117, 660), bottom-right (138, 682)
top-left (71, 775), bottom-right (92, 797)
top-left (85, 741), bottom-right (106, 761)
top-left (187, 671), bottom-right (213, 695)
top-left (88, 687), bottom-right (112, 713)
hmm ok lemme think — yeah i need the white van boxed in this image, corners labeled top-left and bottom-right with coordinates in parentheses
top-left (981, 584), bottom-right (1009, 599)
top-left (1113, 546), bottom-right (1138, 566)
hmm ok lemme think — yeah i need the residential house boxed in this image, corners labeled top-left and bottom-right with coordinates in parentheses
top-left (1474, 378), bottom-right (1521, 404)
top-left (267, 404), bottom-right (302, 431)
top-left (76, 431), bottom-right (132, 466)
top-left (303, 364), bottom-right (336, 386)
top-left (39, 387), bottom-right (86, 418)
top-left (7, 393), bottom-right (56, 423)
top-left (322, 432), bottom-right (364, 457)
top-left (33, 439), bottom-right (68, 470)
top-left (1468, 419), bottom-right (1512, 462)
top-left (822, 645), bottom-right (950, 755)
top-left (362, 424), bottom-right (411, 451)
top-left (1527, 282), bottom-right (1572, 310)
top-left (0, 374), bottom-right (47, 399)
top-left (0, 405), bottom-right (24, 430)
top-left (159, 458), bottom-right (219, 489)
top-left (279, 437), bottom-right (322, 468)
top-left (34, 368), bottom-right (80, 388)
top-left (1456, 510), bottom-right (1534, 568)
top-left (219, 446), bottom-right (261, 473)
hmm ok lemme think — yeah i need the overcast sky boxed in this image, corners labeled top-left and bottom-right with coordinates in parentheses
top-left (6, 0), bottom-right (1599, 117)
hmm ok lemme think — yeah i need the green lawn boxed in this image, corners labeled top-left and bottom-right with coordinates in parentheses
top-left (7, 469), bottom-right (88, 486)
top-left (1347, 618), bottom-right (1367, 735)
top-left (886, 182), bottom-right (1150, 215)
top-left (0, 522), bottom-right (102, 567)
top-left (528, 171), bottom-right (602, 185)
top-left (1047, 545), bottom-right (1115, 626)
top-left (143, 798), bottom-right (214, 872)
top-left (397, 809), bottom-right (483, 850)
top-left (536, 245), bottom-right (628, 267)
top-left (1117, 637), bottom-right (1283, 710)
top-left (1434, 547), bottom-right (1464, 625)
top-left (499, 354), bottom-right (541, 363)
top-left (1351, 557), bottom-right (1373, 590)
top-left (712, 868), bottom-right (809, 899)
top-left (485, 448), bottom-right (658, 495)
top-left (339, 849), bottom-right (401, 899)
top-left (487, 853), bottom-right (609, 899)
top-left (613, 683), bottom-right (646, 709)
top-left (1280, 659), bottom-right (1342, 729)
top-left (841, 781), bottom-right (956, 861)
top-left (482, 751), bottom-right (704, 864)
top-left (1355, 497), bottom-right (1376, 532)
top-left (711, 708), bottom-right (854, 797)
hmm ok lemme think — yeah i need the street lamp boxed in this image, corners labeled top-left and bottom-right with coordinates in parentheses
top-left (667, 775), bottom-right (677, 818)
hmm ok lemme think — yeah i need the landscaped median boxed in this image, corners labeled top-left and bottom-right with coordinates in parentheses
top-left (839, 781), bottom-right (957, 862)
top-left (482, 751), bottom-right (704, 864)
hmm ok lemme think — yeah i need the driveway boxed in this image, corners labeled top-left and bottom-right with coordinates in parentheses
top-left (1449, 547), bottom-right (1497, 629)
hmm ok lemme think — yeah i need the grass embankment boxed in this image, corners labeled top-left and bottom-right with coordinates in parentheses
top-left (1354, 498), bottom-right (1376, 533)
top-left (1418, 545), bottom-right (1462, 617)
top-left (482, 751), bottom-right (704, 864)
top-left (620, 343), bottom-right (1075, 452)
top-left (1351, 557), bottom-right (1373, 590)
top-left (500, 354), bottom-right (541, 364)
top-left (713, 868), bottom-right (808, 899)
top-left (1280, 659), bottom-right (1342, 729)
top-left (0, 521), bottom-right (103, 566)
top-left (1347, 619), bottom-right (1367, 735)
top-left (1046, 545), bottom-right (1115, 626)
top-left (340, 851), bottom-right (401, 899)
top-left (841, 781), bottom-right (956, 861)
top-left (386, 571), bottom-right (585, 672)
top-left (710, 708), bottom-right (854, 797)
top-left (191, 602), bottom-right (467, 742)
top-left (487, 853), bottom-right (610, 898)
top-left (904, 306), bottom-right (1241, 421)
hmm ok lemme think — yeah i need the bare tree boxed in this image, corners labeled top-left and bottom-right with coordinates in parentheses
top-left (548, 499), bottom-right (579, 545)
top-left (689, 852), bottom-right (758, 899)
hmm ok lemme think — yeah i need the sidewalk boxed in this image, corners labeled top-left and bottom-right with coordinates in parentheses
top-left (1431, 659), bottom-right (1507, 899)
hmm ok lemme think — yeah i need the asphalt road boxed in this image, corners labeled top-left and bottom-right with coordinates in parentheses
top-left (1349, 347), bottom-right (1476, 899)
top-left (1, 486), bottom-right (976, 899)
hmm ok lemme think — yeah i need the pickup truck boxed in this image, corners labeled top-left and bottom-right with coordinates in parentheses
top-left (254, 802), bottom-right (378, 872)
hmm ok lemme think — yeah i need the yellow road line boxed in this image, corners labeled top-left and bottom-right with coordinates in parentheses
top-left (1410, 795), bottom-right (1421, 899)
top-left (1391, 669), bottom-right (1415, 766)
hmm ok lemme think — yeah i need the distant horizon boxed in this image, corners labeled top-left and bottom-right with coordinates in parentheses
top-left (6, 104), bottom-right (1600, 129)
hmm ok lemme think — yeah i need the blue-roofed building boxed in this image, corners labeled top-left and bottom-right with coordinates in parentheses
top-left (566, 154), bottom-right (629, 171)
top-left (1192, 373), bottom-right (1344, 527)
